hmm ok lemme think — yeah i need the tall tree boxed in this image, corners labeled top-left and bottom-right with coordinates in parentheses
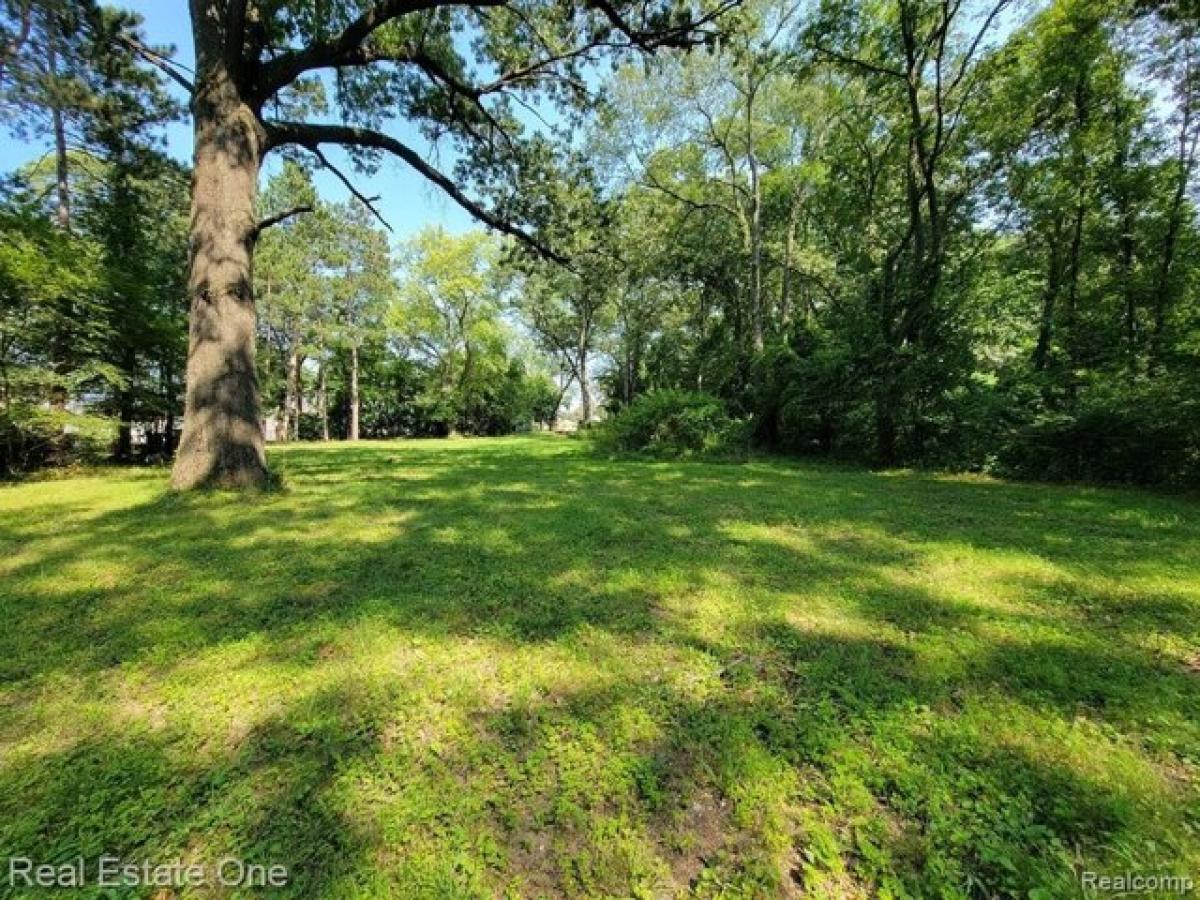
top-left (129, 0), bottom-right (735, 488)
top-left (806, 0), bottom-right (1019, 461)
top-left (255, 162), bottom-right (322, 441)
top-left (397, 227), bottom-right (509, 432)
top-left (328, 200), bottom-right (394, 441)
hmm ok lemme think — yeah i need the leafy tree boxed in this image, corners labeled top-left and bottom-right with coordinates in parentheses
top-left (117, 0), bottom-right (737, 488)
top-left (396, 227), bottom-right (513, 433)
top-left (255, 162), bottom-right (323, 441)
top-left (327, 200), bottom-right (396, 440)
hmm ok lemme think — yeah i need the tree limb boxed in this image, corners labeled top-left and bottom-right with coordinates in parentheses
top-left (339, 43), bottom-right (518, 152)
top-left (261, 0), bottom-right (736, 100)
top-left (259, 0), bottom-right (506, 96)
top-left (115, 33), bottom-right (195, 93)
top-left (265, 119), bottom-right (567, 263)
top-left (252, 203), bottom-right (313, 238)
top-left (308, 144), bottom-right (391, 231)
top-left (811, 42), bottom-right (906, 80)
top-left (641, 172), bottom-right (731, 215)
top-left (587, 0), bottom-right (739, 51)
top-left (945, 0), bottom-right (1012, 96)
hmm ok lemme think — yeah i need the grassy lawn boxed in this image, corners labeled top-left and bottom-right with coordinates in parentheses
top-left (1, 435), bottom-right (1198, 898)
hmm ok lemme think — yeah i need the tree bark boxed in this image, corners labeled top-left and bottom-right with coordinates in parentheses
top-left (284, 336), bottom-right (299, 442)
top-left (1110, 98), bottom-right (1138, 361)
top-left (170, 36), bottom-right (268, 489)
top-left (115, 345), bottom-right (136, 462)
top-left (162, 353), bottom-right (177, 456)
top-left (46, 26), bottom-right (70, 233)
top-left (349, 344), bottom-right (360, 440)
top-left (1034, 223), bottom-right (1064, 372)
top-left (45, 24), bottom-right (70, 411)
top-left (782, 199), bottom-right (800, 326)
top-left (295, 353), bottom-right (305, 436)
top-left (578, 345), bottom-right (592, 425)
top-left (318, 360), bottom-right (330, 441)
top-left (747, 95), bottom-right (764, 354)
top-left (1152, 30), bottom-right (1197, 369)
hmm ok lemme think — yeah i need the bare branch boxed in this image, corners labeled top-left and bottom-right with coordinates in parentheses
top-left (308, 145), bottom-right (392, 231)
top-left (252, 203), bottom-right (313, 238)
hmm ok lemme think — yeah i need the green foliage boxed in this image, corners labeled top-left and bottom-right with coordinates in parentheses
top-left (387, 227), bottom-right (557, 437)
top-left (0, 199), bottom-right (109, 399)
top-left (593, 389), bottom-right (749, 457)
top-left (0, 149), bottom-right (188, 472)
top-left (998, 377), bottom-right (1200, 484)
top-left (0, 402), bottom-right (116, 474)
top-left (0, 0), bottom-right (184, 470)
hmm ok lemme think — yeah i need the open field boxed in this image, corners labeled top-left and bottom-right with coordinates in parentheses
top-left (1, 435), bottom-right (1198, 898)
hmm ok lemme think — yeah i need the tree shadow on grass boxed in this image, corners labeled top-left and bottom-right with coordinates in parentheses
top-left (1, 438), bottom-right (1198, 896)
top-left (0, 681), bottom-right (379, 898)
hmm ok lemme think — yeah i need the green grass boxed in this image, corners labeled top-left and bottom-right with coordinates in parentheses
top-left (1, 435), bottom-right (1198, 898)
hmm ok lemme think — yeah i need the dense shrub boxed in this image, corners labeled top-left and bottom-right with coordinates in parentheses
top-left (997, 381), bottom-right (1200, 486)
top-left (0, 404), bottom-right (117, 476)
top-left (593, 390), bottom-right (749, 458)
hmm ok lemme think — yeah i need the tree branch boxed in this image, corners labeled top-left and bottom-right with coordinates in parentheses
top-left (946, 0), bottom-right (1012, 96)
top-left (811, 42), bottom-right (906, 80)
top-left (265, 120), bottom-right (566, 263)
top-left (587, 0), bottom-right (739, 51)
top-left (641, 172), bottom-right (732, 215)
top-left (259, 0), bottom-right (506, 96)
top-left (252, 203), bottom-right (313, 238)
top-left (261, 0), bottom-right (736, 101)
top-left (338, 43), bottom-right (517, 151)
top-left (114, 33), bottom-right (195, 93)
top-left (308, 144), bottom-right (391, 231)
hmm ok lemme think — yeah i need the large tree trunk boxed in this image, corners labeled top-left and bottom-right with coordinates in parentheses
top-left (170, 51), bottom-right (268, 489)
top-left (349, 344), bottom-right (360, 441)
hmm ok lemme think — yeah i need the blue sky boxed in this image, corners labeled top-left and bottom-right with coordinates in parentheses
top-left (0, 0), bottom-right (474, 240)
